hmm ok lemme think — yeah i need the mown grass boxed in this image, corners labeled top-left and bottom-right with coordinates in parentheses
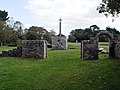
top-left (0, 46), bottom-right (16, 53)
top-left (0, 43), bottom-right (120, 90)
top-left (99, 42), bottom-right (109, 50)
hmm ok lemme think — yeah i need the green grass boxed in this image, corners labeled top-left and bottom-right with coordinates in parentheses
top-left (68, 42), bottom-right (80, 49)
top-left (99, 42), bottom-right (109, 45)
top-left (0, 43), bottom-right (120, 90)
top-left (0, 46), bottom-right (16, 53)
top-left (99, 42), bottom-right (109, 49)
top-left (99, 42), bottom-right (109, 57)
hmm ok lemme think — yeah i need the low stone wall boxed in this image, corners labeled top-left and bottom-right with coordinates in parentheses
top-left (22, 40), bottom-right (47, 59)
top-left (0, 46), bottom-right (22, 57)
top-left (0, 40), bottom-right (47, 59)
top-left (52, 36), bottom-right (67, 50)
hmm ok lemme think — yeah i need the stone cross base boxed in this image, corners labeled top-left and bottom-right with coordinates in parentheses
top-left (52, 36), bottom-right (67, 50)
top-left (22, 40), bottom-right (47, 59)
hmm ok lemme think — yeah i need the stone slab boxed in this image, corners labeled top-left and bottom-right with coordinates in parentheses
top-left (22, 40), bottom-right (47, 59)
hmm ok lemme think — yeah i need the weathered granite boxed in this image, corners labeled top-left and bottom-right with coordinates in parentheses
top-left (81, 39), bottom-right (98, 60)
top-left (1, 46), bottom-right (22, 57)
top-left (0, 40), bottom-right (47, 59)
top-left (114, 42), bottom-right (120, 59)
top-left (106, 37), bottom-right (120, 59)
top-left (2, 51), bottom-right (9, 57)
top-left (52, 36), bottom-right (67, 50)
top-left (22, 40), bottom-right (47, 59)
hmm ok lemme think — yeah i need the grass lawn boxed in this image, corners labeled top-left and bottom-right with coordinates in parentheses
top-left (0, 46), bottom-right (16, 53)
top-left (0, 43), bottom-right (120, 90)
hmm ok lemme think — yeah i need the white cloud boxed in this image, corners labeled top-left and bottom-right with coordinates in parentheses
top-left (24, 0), bottom-right (120, 36)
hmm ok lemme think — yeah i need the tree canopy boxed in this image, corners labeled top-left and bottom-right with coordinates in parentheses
top-left (24, 26), bottom-right (54, 43)
top-left (97, 0), bottom-right (120, 17)
top-left (0, 10), bottom-right (9, 21)
top-left (68, 25), bottom-right (120, 42)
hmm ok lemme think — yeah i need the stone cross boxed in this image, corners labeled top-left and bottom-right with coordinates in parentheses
top-left (59, 18), bottom-right (62, 36)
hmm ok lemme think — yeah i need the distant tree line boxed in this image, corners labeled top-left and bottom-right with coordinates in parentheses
top-left (0, 10), bottom-right (56, 46)
top-left (68, 25), bottom-right (120, 42)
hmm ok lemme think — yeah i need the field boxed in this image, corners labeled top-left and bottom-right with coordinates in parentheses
top-left (0, 43), bottom-right (120, 90)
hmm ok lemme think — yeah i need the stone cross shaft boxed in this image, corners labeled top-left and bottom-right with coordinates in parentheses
top-left (59, 18), bottom-right (62, 36)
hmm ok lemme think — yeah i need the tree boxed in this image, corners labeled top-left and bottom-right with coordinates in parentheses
top-left (43, 32), bottom-right (52, 43)
top-left (106, 27), bottom-right (120, 37)
top-left (0, 10), bottom-right (25, 45)
top-left (0, 20), bottom-right (5, 46)
top-left (0, 20), bottom-right (14, 46)
top-left (0, 10), bottom-right (9, 21)
top-left (25, 31), bottom-right (38, 40)
top-left (84, 28), bottom-right (93, 38)
top-left (13, 21), bottom-right (23, 30)
top-left (13, 21), bottom-right (24, 40)
top-left (90, 25), bottom-right (100, 31)
top-left (68, 35), bottom-right (76, 42)
top-left (25, 26), bottom-right (52, 43)
top-left (26, 26), bottom-right (48, 39)
top-left (6, 18), bottom-right (24, 44)
top-left (0, 10), bottom-right (10, 45)
top-left (97, 0), bottom-right (120, 17)
top-left (2, 26), bottom-right (13, 45)
top-left (68, 28), bottom-right (88, 42)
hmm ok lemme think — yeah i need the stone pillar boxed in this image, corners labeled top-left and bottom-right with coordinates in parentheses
top-left (81, 39), bottom-right (98, 60)
top-left (22, 40), bottom-right (47, 59)
top-left (109, 37), bottom-right (120, 59)
top-left (114, 42), bottom-right (120, 59)
top-left (109, 40), bottom-right (115, 58)
top-left (52, 36), bottom-right (67, 50)
top-left (59, 18), bottom-right (62, 36)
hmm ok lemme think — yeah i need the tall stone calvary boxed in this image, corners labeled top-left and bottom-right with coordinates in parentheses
top-left (59, 18), bottom-right (62, 36)
top-left (52, 18), bottom-right (67, 50)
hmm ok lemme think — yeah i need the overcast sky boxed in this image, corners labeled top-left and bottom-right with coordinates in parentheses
top-left (1, 0), bottom-right (120, 36)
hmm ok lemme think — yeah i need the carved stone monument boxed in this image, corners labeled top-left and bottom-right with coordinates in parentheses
top-left (52, 18), bottom-right (67, 50)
